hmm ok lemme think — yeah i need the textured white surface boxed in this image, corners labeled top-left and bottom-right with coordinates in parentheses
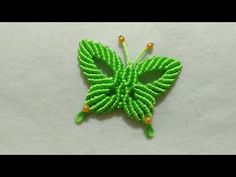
top-left (0, 23), bottom-right (236, 154)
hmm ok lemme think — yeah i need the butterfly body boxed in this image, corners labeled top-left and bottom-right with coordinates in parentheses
top-left (75, 38), bottom-right (182, 138)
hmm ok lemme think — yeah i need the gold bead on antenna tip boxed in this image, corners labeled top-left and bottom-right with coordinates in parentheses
top-left (118, 35), bottom-right (125, 44)
top-left (147, 42), bottom-right (154, 51)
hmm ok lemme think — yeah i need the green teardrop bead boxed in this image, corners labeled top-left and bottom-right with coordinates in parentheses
top-left (74, 112), bottom-right (85, 124)
top-left (145, 125), bottom-right (155, 138)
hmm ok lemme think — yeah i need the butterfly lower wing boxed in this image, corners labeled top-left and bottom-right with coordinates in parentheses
top-left (85, 82), bottom-right (120, 113)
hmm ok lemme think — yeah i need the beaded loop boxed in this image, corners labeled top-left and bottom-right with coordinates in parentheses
top-left (75, 38), bottom-right (183, 138)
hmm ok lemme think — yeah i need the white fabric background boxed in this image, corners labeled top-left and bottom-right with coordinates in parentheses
top-left (0, 23), bottom-right (235, 154)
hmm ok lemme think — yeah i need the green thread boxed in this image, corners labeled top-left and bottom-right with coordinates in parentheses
top-left (122, 42), bottom-right (131, 65)
top-left (134, 47), bottom-right (148, 63)
top-left (75, 38), bottom-right (183, 138)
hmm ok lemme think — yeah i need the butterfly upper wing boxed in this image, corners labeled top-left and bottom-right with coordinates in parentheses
top-left (78, 40), bottom-right (123, 85)
top-left (127, 56), bottom-right (183, 121)
top-left (78, 40), bottom-right (124, 112)
top-left (135, 56), bottom-right (182, 95)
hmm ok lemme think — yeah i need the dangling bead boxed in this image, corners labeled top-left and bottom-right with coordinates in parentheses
top-left (75, 112), bottom-right (85, 124)
top-left (146, 125), bottom-right (155, 138)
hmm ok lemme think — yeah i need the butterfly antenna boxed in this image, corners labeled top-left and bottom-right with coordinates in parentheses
top-left (134, 42), bottom-right (154, 63)
top-left (118, 35), bottom-right (131, 65)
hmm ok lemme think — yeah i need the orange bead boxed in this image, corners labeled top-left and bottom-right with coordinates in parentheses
top-left (147, 42), bottom-right (154, 50)
top-left (82, 104), bottom-right (90, 113)
top-left (118, 35), bottom-right (125, 44)
top-left (145, 117), bottom-right (152, 125)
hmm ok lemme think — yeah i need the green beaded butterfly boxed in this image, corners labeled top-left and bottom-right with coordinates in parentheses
top-left (75, 35), bottom-right (183, 138)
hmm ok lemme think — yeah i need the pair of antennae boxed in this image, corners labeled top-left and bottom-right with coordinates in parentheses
top-left (118, 35), bottom-right (154, 65)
